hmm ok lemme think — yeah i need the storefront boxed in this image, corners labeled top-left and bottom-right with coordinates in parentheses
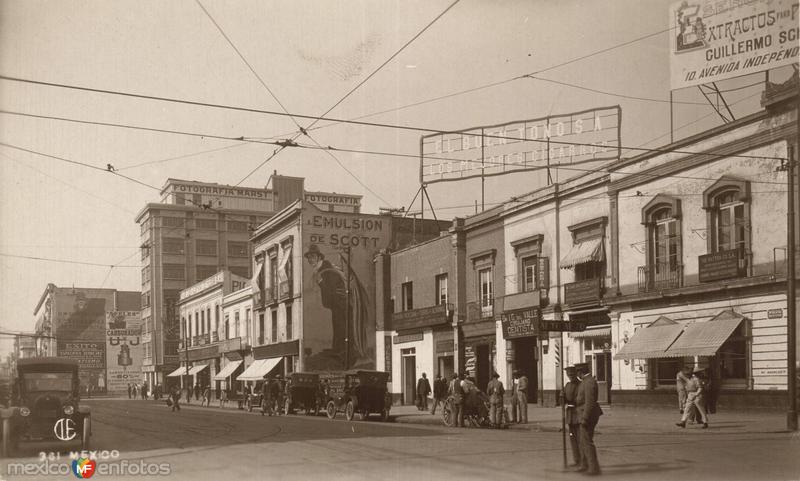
top-left (498, 290), bottom-right (541, 403)
top-left (460, 310), bottom-right (497, 392)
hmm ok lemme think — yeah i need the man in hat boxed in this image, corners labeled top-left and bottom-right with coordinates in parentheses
top-left (575, 362), bottom-right (602, 475)
top-left (304, 244), bottom-right (347, 355)
top-left (416, 373), bottom-right (431, 411)
top-left (676, 367), bottom-right (708, 429)
top-left (516, 370), bottom-right (529, 423)
top-left (486, 372), bottom-right (505, 427)
top-left (448, 373), bottom-right (465, 427)
top-left (562, 366), bottom-right (582, 467)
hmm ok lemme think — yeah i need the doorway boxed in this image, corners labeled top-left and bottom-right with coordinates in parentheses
top-left (438, 355), bottom-right (454, 380)
top-left (513, 336), bottom-right (538, 403)
top-left (475, 344), bottom-right (491, 390)
top-left (401, 348), bottom-right (416, 405)
top-left (594, 352), bottom-right (612, 403)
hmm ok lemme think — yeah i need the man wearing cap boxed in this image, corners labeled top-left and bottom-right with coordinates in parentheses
top-left (676, 368), bottom-right (709, 429)
top-left (304, 244), bottom-right (347, 355)
top-left (575, 362), bottom-right (602, 475)
top-left (486, 372), bottom-right (505, 427)
top-left (562, 366), bottom-right (582, 467)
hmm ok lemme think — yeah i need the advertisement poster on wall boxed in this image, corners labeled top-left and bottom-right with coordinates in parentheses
top-left (669, 0), bottom-right (799, 89)
top-left (302, 203), bottom-right (392, 371)
top-left (54, 291), bottom-right (110, 394)
top-left (106, 310), bottom-right (144, 395)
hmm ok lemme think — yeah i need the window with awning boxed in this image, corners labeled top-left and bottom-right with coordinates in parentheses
top-left (236, 357), bottom-right (282, 381)
top-left (559, 238), bottom-right (604, 270)
top-left (213, 360), bottom-right (242, 380)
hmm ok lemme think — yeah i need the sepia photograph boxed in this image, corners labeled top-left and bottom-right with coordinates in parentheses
top-left (0, 0), bottom-right (798, 479)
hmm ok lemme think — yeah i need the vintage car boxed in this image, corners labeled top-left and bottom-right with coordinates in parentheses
top-left (0, 357), bottom-right (91, 457)
top-left (324, 370), bottom-right (391, 422)
top-left (283, 372), bottom-right (321, 416)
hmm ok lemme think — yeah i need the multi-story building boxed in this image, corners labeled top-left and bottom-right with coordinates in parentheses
top-left (32, 284), bottom-right (141, 395)
top-left (251, 199), bottom-right (450, 380)
top-left (172, 270), bottom-right (250, 396)
top-left (136, 174), bottom-right (354, 388)
top-left (609, 76), bottom-right (798, 409)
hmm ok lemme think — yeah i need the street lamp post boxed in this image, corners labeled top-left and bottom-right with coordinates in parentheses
top-left (345, 247), bottom-right (351, 370)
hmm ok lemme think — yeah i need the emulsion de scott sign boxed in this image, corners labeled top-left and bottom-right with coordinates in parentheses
top-left (670, 0), bottom-right (799, 89)
top-left (420, 106), bottom-right (621, 184)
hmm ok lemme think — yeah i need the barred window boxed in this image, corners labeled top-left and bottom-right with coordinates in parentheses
top-left (196, 265), bottom-right (218, 280)
top-left (196, 239), bottom-right (218, 256)
top-left (196, 219), bottom-right (217, 230)
top-left (162, 238), bottom-right (185, 255)
top-left (228, 241), bottom-right (249, 258)
top-left (163, 264), bottom-right (185, 280)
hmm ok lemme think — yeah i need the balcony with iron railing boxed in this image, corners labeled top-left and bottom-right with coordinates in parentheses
top-left (466, 300), bottom-right (494, 323)
top-left (637, 263), bottom-right (684, 293)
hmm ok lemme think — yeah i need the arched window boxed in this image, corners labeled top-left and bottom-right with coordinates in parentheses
top-left (703, 176), bottom-right (750, 253)
top-left (641, 195), bottom-right (682, 290)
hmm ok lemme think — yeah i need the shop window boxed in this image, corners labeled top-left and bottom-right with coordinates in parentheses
top-left (435, 274), bottom-right (448, 306)
top-left (703, 176), bottom-right (750, 254)
top-left (649, 358), bottom-right (686, 388)
top-left (402, 282), bottom-right (414, 311)
top-left (162, 238), bottom-right (185, 255)
top-left (719, 323), bottom-right (748, 381)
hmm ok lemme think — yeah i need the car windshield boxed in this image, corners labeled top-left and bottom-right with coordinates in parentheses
top-left (23, 372), bottom-right (73, 392)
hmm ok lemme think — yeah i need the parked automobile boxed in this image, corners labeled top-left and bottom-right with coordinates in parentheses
top-left (324, 370), bottom-right (390, 422)
top-left (283, 372), bottom-right (322, 415)
top-left (0, 357), bottom-right (91, 457)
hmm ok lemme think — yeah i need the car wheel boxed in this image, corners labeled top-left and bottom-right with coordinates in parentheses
top-left (344, 400), bottom-right (355, 421)
top-left (81, 416), bottom-right (91, 451)
top-left (2, 417), bottom-right (12, 458)
top-left (326, 401), bottom-right (336, 419)
top-left (442, 398), bottom-right (453, 427)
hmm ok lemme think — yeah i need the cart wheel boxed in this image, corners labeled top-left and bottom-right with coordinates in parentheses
top-left (381, 408), bottom-right (390, 422)
top-left (442, 398), bottom-right (454, 427)
top-left (345, 400), bottom-right (355, 421)
top-left (81, 416), bottom-right (91, 451)
top-left (326, 401), bottom-right (336, 419)
top-left (2, 417), bottom-right (11, 458)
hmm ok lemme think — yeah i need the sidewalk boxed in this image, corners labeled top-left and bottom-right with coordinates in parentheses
top-left (390, 402), bottom-right (791, 435)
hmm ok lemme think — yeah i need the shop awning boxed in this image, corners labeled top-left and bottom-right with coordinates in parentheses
top-left (236, 357), bottom-right (282, 381)
top-left (166, 366), bottom-right (189, 378)
top-left (570, 326), bottom-right (611, 339)
top-left (559, 238), bottom-right (604, 269)
top-left (188, 364), bottom-right (208, 376)
top-left (663, 311), bottom-right (743, 358)
top-left (613, 323), bottom-right (684, 360)
top-left (213, 360), bottom-right (242, 380)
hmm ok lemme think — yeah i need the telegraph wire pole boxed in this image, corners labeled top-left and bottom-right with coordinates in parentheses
top-left (788, 98), bottom-right (799, 431)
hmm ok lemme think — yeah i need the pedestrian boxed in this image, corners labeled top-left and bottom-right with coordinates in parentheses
top-left (155, 383), bottom-right (162, 400)
top-left (127, 383), bottom-right (132, 399)
top-left (516, 370), bottom-right (529, 424)
top-left (132, 383), bottom-right (138, 399)
top-left (416, 373), bottom-right (431, 411)
top-left (486, 372), bottom-right (504, 428)
top-left (676, 368), bottom-right (709, 429)
top-left (185, 385), bottom-right (192, 404)
top-left (448, 373), bottom-right (465, 428)
top-left (430, 374), bottom-right (447, 415)
top-left (575, 362), bottom-right (603, 476)
top-left (676, 365), bottom-right (694, 419)
top-left (194, 383), bottom-right (201, 401)
top-left (220, 388), bottom-right (228, 408)
top-left (142, 382), bottom-right (149, 400)
top-left (202, 385), bottom-right (211, 407)
top-left (170, 385), bottom-right (181, 412)
top-left (562, 366), bottom-right (582, 467)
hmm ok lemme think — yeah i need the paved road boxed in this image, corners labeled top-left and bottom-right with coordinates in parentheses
top-left (2, 399), bottom-right (798, 481)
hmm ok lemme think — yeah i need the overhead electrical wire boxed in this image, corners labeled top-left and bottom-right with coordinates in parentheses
top-left (0, 252), bottom-right (140, 268)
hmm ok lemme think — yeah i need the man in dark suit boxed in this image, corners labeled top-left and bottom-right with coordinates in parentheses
top-left (305, 244), bottom-right (347, 354)
top-left (416, 373), bottom-right (431, 411)
top-left (562, 366), bottom-right (582, 467)
top-left (575, 362), bottom-right (603, 476)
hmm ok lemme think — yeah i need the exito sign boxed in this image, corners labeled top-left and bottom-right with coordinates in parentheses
top-left (670, 0), bottom-right (799, 89)
top-left (420, 107), bottom-right (621, 184)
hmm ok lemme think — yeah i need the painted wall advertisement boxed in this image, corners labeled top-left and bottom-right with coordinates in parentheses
top-left (302, 203), bottom-right (392, 371)
top-left (106, 310), bottom-right (144, 395)
top-left (670, 0), bottom-right (799, 89)
top-left (54, 291), bottom-right (110, 394)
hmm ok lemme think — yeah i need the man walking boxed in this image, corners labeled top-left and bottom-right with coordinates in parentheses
top-left (448, 373), bottom-right (465, 427)
top-left (141, 382), bottom-right (149, 400)
top-left (486, 372), bottom-right (505, 428)
top-left (575, 362), bottom-right (603, 476)
top-left (516, 370), bottom-right (529, 423)
top-left (430, 374), bottom-right (447, 415)
top-left (170, 385), bottom-right (181, 412)
top-left (676, 368), bottom-right (709, 429)
top-left (562, 366), bottom-right (582, 467)
top-left (127, 383), bottom-right (132, 399)
top-left (416, 373), bottom-right (431, 411)
top-left (194, 383), bottom-right (201, 401)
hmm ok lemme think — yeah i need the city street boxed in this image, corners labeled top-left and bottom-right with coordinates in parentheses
top-left (2, 399), bottom-right (798, 481)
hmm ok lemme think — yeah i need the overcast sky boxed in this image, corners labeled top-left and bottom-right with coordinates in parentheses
top-left (0, 0), bottom-right (793, 355)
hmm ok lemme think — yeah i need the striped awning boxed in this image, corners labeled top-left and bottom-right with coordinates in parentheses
top-left (559, 238), bottom-right (604, 269)
top-left (570, 326), bottom-right (611, 339)
top-left (188, 364), bottom-right (208, 376)
top-left (236, 357), bottom-right (282, 381)
top-left (213, 360), bottom-right (242, 380)
top-left (613, 323), bottom-right (684, 360)
top-left (166, 366), bottom-right (188, 378)
top-left (664, 311), bottom-right (743, 358)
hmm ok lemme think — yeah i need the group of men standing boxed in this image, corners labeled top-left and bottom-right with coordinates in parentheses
top-left (127, 382), bottom-right (161, 400)
top-left (563, 363), bottom-right (603, 476)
